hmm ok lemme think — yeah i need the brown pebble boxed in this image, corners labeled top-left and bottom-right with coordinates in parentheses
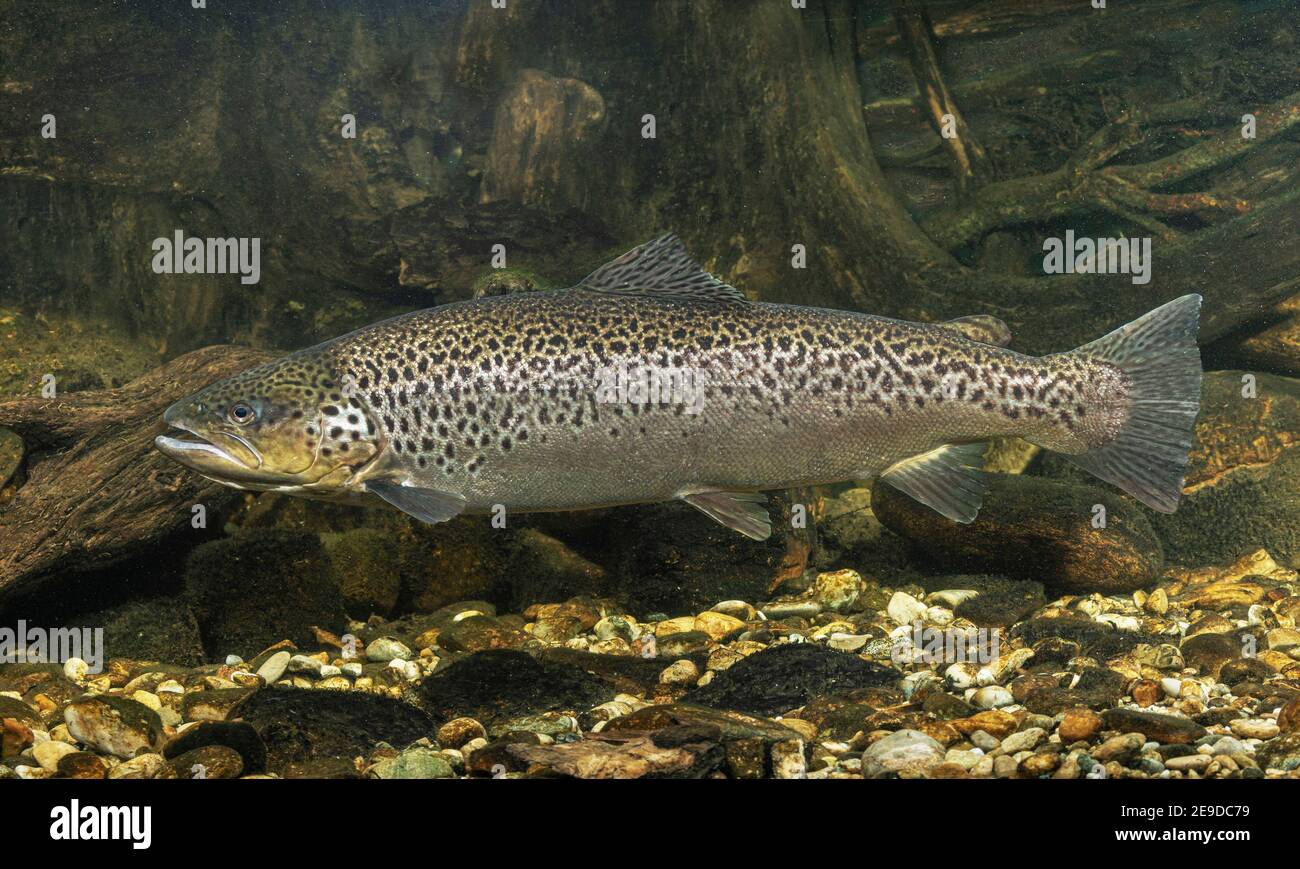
top-left (437, 717), bottom-right (487, 749)
top-left (1130, 679), bottom-right (1161, 707)
top-left (1058, 708), bottom-right (1103, 743)
top-left (1279, 697), bottom-right (1300, 734)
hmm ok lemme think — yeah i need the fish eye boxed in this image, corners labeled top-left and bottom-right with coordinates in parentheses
top-left (228, 402), bottom-right (257, 425)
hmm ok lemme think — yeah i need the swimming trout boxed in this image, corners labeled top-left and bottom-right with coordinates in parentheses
top-left (155, 234), bottom-right (1202, 539)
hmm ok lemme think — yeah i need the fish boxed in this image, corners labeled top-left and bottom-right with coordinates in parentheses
top-left (155, 233), bottom-right (1202, 540)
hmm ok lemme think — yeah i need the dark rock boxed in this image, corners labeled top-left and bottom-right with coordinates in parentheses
top-left (538, 647), bottom-right (667, 694)
top-left (502, 528), bottom-right (609, 611)
top-left (1192, 708), bottom-right (1246, 727)
top-left (231, 687), bottom-right (435, 773)
top-left (1145, 372), bottom-right (1300, 566)
top-left (1218, 657), bottom-right (1276, 685)
top-left (684, 643), bottom-right (899, 717)
top-left (873, 473), bottom-right (1163, 594)
top-left (467, 732), bottom-right (544, 776)
top-left (922, 691), bottom-right (977, 721)
top-left (1101, 708), bottom-right (1207, 744)
top-left (166, 745), bottom-right (245, 779)
top-left (56, 752), bottom-right (110, 779)
top-left (436, 615), bottom-right (528, 652)
top-left (418, 649), bottom-right (615, 725)
top-left (183, 530), bottom-right (348, 657)
top-left (1256, 733), bottom-right (1300, 772)
top-left (1023, 672), bottom-right (1126, 716)
top-left (1180, 631), bottom-right (1244, 676)
top-left (946, 576), bottom-right (1046, 627)
top-left (164, 720), bottom-right (267, 773)
top-left (322, 528), bottom-right (401, 618)
top-left (655, 631), bottom-right (713, 658)
top-left (597, 501), bottom-right (785, 616)
top-left (397, 520), bottom-right (513, 614)
top-left (1011, 614), bottom-right (1160, 660)
top-left (88, 595), bottom-right (206, 667)
top-left (181, 688), bottom-right (255, 722)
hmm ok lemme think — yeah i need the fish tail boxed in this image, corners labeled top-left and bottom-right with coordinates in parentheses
top-left (1058, 294), bottom-right (1203, 513)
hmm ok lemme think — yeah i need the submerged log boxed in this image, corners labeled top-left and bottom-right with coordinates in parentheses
top-left (0, 345), bottom-right (276, 602)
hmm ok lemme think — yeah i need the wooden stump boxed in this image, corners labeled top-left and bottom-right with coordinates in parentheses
top-left (0, 345), bottom-right (276, 601)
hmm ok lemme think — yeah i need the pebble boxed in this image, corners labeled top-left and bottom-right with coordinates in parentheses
top-left (287, 654), bottom-right (324, 675)
top-left (1229, 719), bottom-right (1280, 740)
top-left (1058, 709), bottom-right (1103, 743)
top-left (594, 615), bottom-right (637, 643)
top-left (107, 753), bottom-right (166, 780)
top-left (970, 730), bottom-right (1001, 751)
top-left (365, 636), bottom-right (413, 662)
top-left (886, 591), bottom-right (927, 626)
top-left (659, 659), bottom-right (701, 686)
top-left (372, 747), bottom-right (455, 779)
top-left (1164, 754), bottom-right (1213, 772)
top-left (972, 686), bottom-right (1014, 710)
top-left (437, 718), bottom-right (487, 748)
top-left (827, 633), bottom-right (870, 652)
top-left (63, 658), bottom-right (89, 683)
top-left (861, 729), bottom-right (945, 779)
top-left (64, 696), bottom-right (164, 759)
top-left (944, 748), bottom-right (985, 770)
top-left (1001, 727), bottom-right (1045, 754)
top-left (812, 569), bottom-right (863, 612)
top-left (694, 611), bottom-right (745, 641)
top-left (33, 740), bottom-right (78, 772)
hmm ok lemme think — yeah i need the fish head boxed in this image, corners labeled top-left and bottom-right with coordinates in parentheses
top-left (155, 353), bottom-right (381, 490)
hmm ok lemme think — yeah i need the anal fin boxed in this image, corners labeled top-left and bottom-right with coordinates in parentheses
top-left (367, 480), bottom-right (467, 525)
top-left (681, 490), bottom-right (772, 540)
top-left (879, 443), bottom-right (987, 523)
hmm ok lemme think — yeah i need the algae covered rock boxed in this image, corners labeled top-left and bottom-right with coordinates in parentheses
top-left (89, 595), bottom-right (206, 668)
top-left (321, 528), bottom-right (401, 618)
top-left (1145, 371), bottom-right (1300, 567)
top-left (231, 687), bottom-right (435, 774)
top-left (872, 473), bottom-right (1163, 594)
top-left (685, 643), bottom-right (899, 718)
top-left (183, 529), bottom-right (347, 657)
top-left (64, 695), bottom-right (164, 758)
top-left (418, 649), bottom-right (615, 725)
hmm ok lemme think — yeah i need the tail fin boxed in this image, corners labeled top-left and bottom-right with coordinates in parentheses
top-left (1064, 294), bottom-right (1202, 513)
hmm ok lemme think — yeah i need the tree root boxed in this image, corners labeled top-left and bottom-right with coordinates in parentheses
top-left (0, 345), bottom-right (275, 601)
top-left (919, 90), bottom-right (1300, 252)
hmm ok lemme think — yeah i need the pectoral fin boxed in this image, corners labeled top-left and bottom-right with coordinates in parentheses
top-left (879, 443), bottom-right (987, 523)
top-left (681, 490), bottom-right (772, 540)
top-left (366, 480), bottom-right (467, 525)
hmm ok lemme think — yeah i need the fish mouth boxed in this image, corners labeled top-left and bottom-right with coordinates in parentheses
top-left (154, 425), bottom-right (267, 482)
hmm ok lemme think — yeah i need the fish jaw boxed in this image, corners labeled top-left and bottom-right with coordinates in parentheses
top-left (154, 425), bottom-right (265, 480)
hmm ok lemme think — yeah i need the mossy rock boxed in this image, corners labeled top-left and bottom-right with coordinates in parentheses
top-left (872, 473), bottom-right (1163, 594)
top-left (321, 528), bottom-right (401, 618)
top-left (1037, 371), bottom-right (1300, 568)
top-left (183, 529), bottom-right (347, 658)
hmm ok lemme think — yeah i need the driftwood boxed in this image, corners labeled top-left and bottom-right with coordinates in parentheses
top-left (0, 345), bottom-right (276, 603)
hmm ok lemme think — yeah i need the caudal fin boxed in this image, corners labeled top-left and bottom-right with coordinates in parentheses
top-left (1064, 295), bottom-right (1202, 513)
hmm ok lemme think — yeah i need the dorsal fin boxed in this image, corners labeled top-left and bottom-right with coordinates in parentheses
top-left (576, 234), bottom-right (748, 304)
top-left (940, 314), bottom-right (1012, 347)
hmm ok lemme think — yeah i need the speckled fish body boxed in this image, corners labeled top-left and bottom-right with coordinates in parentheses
top-left (156, 235), bottom-right (1202, 539)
